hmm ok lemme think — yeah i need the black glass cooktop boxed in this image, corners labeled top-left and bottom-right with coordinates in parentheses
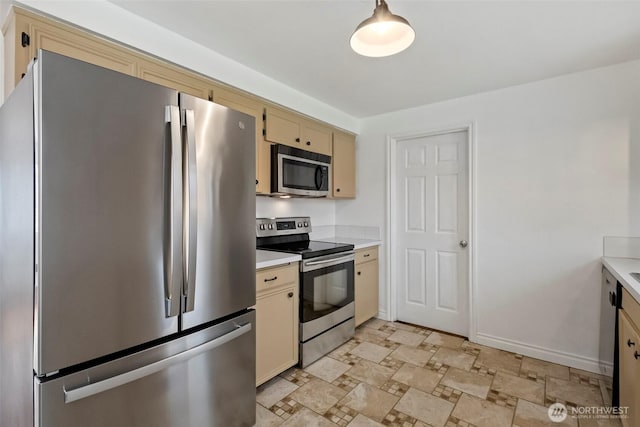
top-left (257, 239), bottom-right (354, 259)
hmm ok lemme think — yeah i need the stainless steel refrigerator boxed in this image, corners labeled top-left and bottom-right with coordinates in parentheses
top-left (0, 50), bottom-right (256, 427)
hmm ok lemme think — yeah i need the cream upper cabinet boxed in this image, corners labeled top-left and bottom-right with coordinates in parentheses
top-left (332, 131), bottom-right (356, 198)
top-left (3, 6), bottom-right (356, 195)
top-left (264, 105), bottom-right (302, 148)
top-left (3, 7), bottom-right (138, 96)
top-left (264, 105), bottom-right (332, 156)
top-left (255, 263), bottom-right (299, 386)
top-left (213, 87), bottom-right (271, 194)
top-left (620, 287), bottom-right (640, 427)
top-left (354, 247), bottom-right (379, 327)
top-left (301, 119), bottom-right (332, 156)
top-left (3, 8), bottom-right (32, 96)
top-left (137, 58), bottom-right (212, 100)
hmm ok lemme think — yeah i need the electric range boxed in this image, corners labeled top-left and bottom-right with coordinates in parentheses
top-left (256, 217), bottom-right (355, 367)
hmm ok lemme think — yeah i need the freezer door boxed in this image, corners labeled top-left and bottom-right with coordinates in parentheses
top-left (179, 94), bottom-right (256, 329)
top-left (36, 311), bottom-right (256, 427)
top-left (36, 51), bottom-right (181, 375)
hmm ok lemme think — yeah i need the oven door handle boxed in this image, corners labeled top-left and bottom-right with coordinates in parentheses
top-left (303, 253), bottom-right (355, 270)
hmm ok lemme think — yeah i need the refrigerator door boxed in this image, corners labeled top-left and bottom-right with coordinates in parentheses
top-left (179, 94), bottom-right (256, 329)
top-left (0, 65), bottom-right (36, 427)
top-left (36, 311), bottom-right (256, 427)
top-left (36, 51), bottom-right (181, 375)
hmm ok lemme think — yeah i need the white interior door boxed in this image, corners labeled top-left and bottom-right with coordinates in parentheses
top-left (395, 130), bottom-right (469, 336)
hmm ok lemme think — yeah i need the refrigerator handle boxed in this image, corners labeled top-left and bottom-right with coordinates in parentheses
top-left (63, 323), bottom-right (252, 404)
top-left (164, 105), bottom-right (183, 318)
top-left (182, 109), bottom-right (198, 313)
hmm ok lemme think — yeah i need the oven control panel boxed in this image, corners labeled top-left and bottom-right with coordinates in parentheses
top-left (256, 216), bottom-right (311, 237)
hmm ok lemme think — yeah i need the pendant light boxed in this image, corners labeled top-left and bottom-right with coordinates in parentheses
top-left (350, 0), bottom-right (415, 57)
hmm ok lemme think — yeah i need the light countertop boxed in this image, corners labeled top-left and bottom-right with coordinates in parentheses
top-left (256, 238), bottom-right (380, 269)
top-left (317, 237), bottom-right (382, 250)
top-left (256, 250), bottom-right (301, 270)
top-left (602, 256), bottom-right (640, 302)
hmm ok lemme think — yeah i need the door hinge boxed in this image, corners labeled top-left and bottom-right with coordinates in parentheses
top-left (21, 32), bottom-right (30, 47)
top-left (262, 128), bottom-right (266, 136)
top-left (262, 113), bottom-right (266, 121)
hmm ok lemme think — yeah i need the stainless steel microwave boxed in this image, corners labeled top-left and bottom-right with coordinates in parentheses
top-left (271, 144), bottom-right (331, 197)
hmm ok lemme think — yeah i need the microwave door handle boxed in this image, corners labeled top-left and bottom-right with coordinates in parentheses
top-left (314, 165), bottom-right (322, 190)
top-left (182, 109), bottom-right (198, 313)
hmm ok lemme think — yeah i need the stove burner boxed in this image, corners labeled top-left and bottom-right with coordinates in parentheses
top-left (258, 239), bottom-right (354, 259)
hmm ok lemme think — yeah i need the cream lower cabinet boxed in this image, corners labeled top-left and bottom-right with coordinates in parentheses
top-left (620, 287), bottom-right (640, 427)
top-left (354, 247), bottom-right (379, 327)
top-left (256, 263), bottom-right (299, 386)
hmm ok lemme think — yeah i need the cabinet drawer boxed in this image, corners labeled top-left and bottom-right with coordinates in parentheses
top-left (356, 247), bottom-right (378, 265)
top-left (622, 287), bottom-right (640, 330)
top-left (257, 263), bottom-right (298, 293)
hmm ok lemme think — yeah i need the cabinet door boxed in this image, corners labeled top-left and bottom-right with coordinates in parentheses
top-left (28, 14), bottom-right (138, 77)
top-left (256, 285), bottom-right (298, 386)
top-left (214, 87), bottom-right (270, 194)
top-left (302, 119), bottom-right (332, 156)
top-left (355, 259), bottom-right (379, 327)
top-left (619, 310), bottom-right (640, 427)
top-left (264, 106), bottom-right (302, 148)
top-left (137, 58), bottom-right (212, 100)
top-left (3, 10), bottom-right (32, 96)
top-left (332, 131), bottom-right (356, 198)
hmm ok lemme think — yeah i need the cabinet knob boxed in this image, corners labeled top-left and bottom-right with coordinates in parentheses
top-left (287, 292), bottom-right (294, 298)
top-left (256, 179), bottom-right (259, 185)
top-left (306, 141), bottom-right (311, 146)
top-left (264, 276), bottom-right (278, 282)
top-left (357, 271), bottom-right (361, 276)
top-left (295, 138), bottom-right (300, 143)
top-left (628, 339), bottom-right (635, 347)
top-left (459, 240), bottom-right (468, 248)
top-left (336, 188), bottom-right (341, 192)
top-left (635, 351), bottom-right (640, 360)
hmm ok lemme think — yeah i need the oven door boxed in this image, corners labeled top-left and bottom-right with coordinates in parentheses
top-left (300, 252), bottom-right (355, 341)
top-left (275, 153), bottom-right (330, 197)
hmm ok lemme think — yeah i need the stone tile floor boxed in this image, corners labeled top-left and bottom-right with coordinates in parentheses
top-left (256, 319), bottom-right (621, 427)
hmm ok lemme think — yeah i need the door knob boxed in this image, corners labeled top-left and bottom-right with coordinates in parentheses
top-left (459, 240), bottom-right (468, 248)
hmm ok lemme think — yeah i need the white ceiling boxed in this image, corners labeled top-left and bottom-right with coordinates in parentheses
top-left (110, 1), bottom-right (640, 118)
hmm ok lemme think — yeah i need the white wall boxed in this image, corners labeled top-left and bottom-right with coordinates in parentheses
top-left (336, 60), bottom-right (640, 371)
top-left (12, 0), bottom-right (358, 133)
top-left (10, 0), bottom-right (640, 372)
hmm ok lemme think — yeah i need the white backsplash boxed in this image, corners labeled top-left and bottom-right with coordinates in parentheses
top-left (603, 236), bottom-right (640, 258)
top-left (309, 225), bottom-right (335, 239)
top-left (334, 225), bottom-right (381, 240)
top-left (256, 196), bottom-right (335, 225)
top-left (256, 197), bottom-right (380, 241)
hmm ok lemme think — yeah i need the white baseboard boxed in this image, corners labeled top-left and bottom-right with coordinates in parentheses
top-left (375, 309), bottom-right (391, 321)
top-left (475, 332), bottom-right (605, 374)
